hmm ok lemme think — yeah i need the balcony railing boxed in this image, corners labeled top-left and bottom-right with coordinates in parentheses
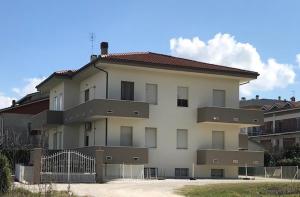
top-left (64, 99), bottom-right (149, 124)
top-left (197, 107), bottom-right (263, 126)
top-left (31, 110), bottom-right (63, 130)
top-left (197, 149), bottom-right (264, 166)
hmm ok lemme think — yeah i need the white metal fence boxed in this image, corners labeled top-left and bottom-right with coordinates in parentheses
top-left (239, 166), bottom-right (299, 180)
top-left (40, 150), bottom-right (96, 183)
top-left (103, 164), bottom-right (145, 180)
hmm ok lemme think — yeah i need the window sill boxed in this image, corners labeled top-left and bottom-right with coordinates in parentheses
top-left (176, 148), bottom-right (188, 150)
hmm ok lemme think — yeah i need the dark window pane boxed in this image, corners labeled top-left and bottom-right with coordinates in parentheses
top-left (84, 89), bottom-right (89, 102)
top-left (177, 99), bottom-right (188, 107)
top-left (121, 81), bottom-right (134, 100)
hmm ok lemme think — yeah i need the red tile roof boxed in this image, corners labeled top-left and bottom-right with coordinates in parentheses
top-left (37, 51), bottom-right (259, 89)
top-left (100, 52), bottom-right (258, 77)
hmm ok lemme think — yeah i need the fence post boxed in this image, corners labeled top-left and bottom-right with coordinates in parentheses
top-left (95, 150), bottom-right (104, 183)
top-left (281, 166), bottom-right (283, 179)
top-left (31, 148), bottom-right (42, 184)
top-left (192, 163), bottom-right (195, 178)
top-left (245, 164), bottom-right (248, 178)
top-left (67, 150), bottom-right (70, 183)
top-left (264, 167), bottom-right (267, 178)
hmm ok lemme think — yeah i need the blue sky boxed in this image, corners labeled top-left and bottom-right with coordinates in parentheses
top-left (0, 0), bottom-right (300, 107)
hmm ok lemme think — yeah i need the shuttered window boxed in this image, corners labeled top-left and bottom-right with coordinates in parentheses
top-left (120, 126), bottom-right (133, 146)
top-left (145, 127), bottom-right (157, 148)
top-left (177, 87), bottom-right (188, 107)
top-left (53, 96), bottom-right (58, 111)
top-left (121, 81), bottom-right (134, 101)
top-left (212, 131), bottom-right (225, 149)
top-left (177, 129), bottom-right (188, 149)
top-left (213, 89), bottom-right (225, 107)
top-left (146, 84), bottom-right (158, 104)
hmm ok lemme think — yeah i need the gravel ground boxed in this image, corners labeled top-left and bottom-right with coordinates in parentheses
top-left (15, 177), bottom-right (300, 197)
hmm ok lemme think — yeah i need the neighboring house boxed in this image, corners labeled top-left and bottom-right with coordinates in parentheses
top-left (31, 42), bottom-right (264, 178)
top-left (241, 96), bottom-right (300, 153)
top-left (0, 92), bottom-right (49, 148)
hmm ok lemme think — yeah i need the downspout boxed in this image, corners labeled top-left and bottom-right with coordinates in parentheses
top-left (93, 63), bottom-right (109, 146)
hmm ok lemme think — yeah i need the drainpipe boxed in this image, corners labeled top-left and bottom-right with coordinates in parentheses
top-left (93, 64), bottom-right (108, 146)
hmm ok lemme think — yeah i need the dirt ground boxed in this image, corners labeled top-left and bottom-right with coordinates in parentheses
top-left (16, 177), bottom-right (300, 197)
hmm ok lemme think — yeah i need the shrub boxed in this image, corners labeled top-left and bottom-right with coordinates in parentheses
top-left (0, 154), bottom-right (12, 194)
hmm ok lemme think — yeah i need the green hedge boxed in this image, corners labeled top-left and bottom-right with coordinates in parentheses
top-left (0, 150), bottom-right (31, 172)
top-left (0, 154), bottom-right (12, 194)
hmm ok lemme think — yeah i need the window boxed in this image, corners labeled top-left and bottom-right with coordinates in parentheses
top-left (175, 168), bottom-right (189, 177)
top-left (177, 87), bottom-right (188, 107)
top-left (146, 84), bottom-right (158, 104)
top-left (213, 89), bottom-right (225, 107)
top-left (297, 118), bottom-right (300, 129)
top-left (53, 132), bottom-right (57, 149)
top-left (211, 169), bottom-right (224, 178)
top-left (53, 96), bottom-right (58, 111)
top-left (84, 132), bottom-right (89, 146)
top-left (144, 168), bottom-right (158, 179)
top-left (121, 81), bottom-right (134, 100)
top-left (212, 131), bottom-right (225, 149)
top-left (84, 89), bottom-right (90, 102)
top-left (145, 127), bottom-right (157, 148)
top-left (58, 93), bottom-right (63, 110)
top-left (177, 129), bottom-right (188, 149)
top-left (57, 132), bottom-right (62, 149)
top-left (120, 126), bottom-right (133, 146)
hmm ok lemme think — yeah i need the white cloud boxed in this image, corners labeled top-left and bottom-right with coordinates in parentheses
top-left (0, 77), bottom-right (45, 109)
top-left (12, 77), bottom-right (46, 97)
top-left (0, 93), bottom-right (15, 109)
top-left (170, 33), bottom-right (296, 96)
top-left (296, 54), bottom-right (300, 67)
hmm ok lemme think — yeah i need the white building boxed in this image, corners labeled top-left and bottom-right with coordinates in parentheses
top-left (31, 42), bottom-right (264, 179)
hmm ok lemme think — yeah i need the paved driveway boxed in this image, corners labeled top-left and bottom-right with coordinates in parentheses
top-left (16, 178), bottom-right (300, 197)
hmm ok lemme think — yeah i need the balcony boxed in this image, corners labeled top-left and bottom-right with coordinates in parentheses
top-left (64, 99), bottom-right (149, 124)
top-left (31, 110), bottom-right (63, 130)
top-left (73, 146), bottom-right (148, 164)
top-left (197, 107), bottom-right (263, 126)
top-left (197, 149), bottom-right (264, 166)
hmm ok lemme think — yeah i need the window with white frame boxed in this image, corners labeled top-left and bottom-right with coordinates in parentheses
top-left (146, 83), bottom-right (158, 105)
top-left (58, 93), bottom-right (63, 110)
top-left (213, 89), bottom-right (225, 107)
top-left (145, 127), bottom-right (157, 148)
top-left (177, 129), bottom-right (188, 149)
top-left (177, 87), bottom-right (188, 107)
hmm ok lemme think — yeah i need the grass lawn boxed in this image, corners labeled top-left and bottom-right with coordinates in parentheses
top-left (2, 188), bottom-right (78, 197)
top-left (178, 182), bottom-right (300, 197)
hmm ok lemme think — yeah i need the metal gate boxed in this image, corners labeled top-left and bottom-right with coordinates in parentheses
top-left (41, 150), bottom-right (96, 183)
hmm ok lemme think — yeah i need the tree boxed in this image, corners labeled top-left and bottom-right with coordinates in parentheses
top-left (0, 154), bottom-right (12, 194)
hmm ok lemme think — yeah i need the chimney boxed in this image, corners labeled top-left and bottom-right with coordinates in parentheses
top-left (278, 96), bottom-right (281, 101)
top-left (241, 97), bottom-right (246, 101)
top-left (255, 95), bottom-right (259, 100)
top-left (90, 54), bottom-right (97, 61)
top-left (291, 96), bottom-right (296, 102)
top-left (100, 42), bottom-right (108, 56)
top-left (11, 100), bottom-right (16, 107)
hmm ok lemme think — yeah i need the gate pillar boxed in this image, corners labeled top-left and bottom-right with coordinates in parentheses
top-left (95, 149), bottom-right (104, 183)
top-left (31, 148), bottom-right (43, 184)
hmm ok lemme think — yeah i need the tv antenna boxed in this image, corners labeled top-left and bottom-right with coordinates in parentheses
top-left (89, 33), bottom-right (95, 54)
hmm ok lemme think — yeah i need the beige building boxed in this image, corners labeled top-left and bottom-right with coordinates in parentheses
top-left (31, 42), bottom-right (263, 179)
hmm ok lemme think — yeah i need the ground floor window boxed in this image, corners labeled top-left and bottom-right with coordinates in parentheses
top-left (175, 168), bottom-right (189, 177)
top-left (211, 169), bottom-right (224, 178)
top-left (144, 167), bottom-right (158, 178)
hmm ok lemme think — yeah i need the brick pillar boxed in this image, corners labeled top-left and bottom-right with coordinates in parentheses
top-left (95, 149), bottom-right (104, 183)
top-left (31, 148), bottom-right (42, 184)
